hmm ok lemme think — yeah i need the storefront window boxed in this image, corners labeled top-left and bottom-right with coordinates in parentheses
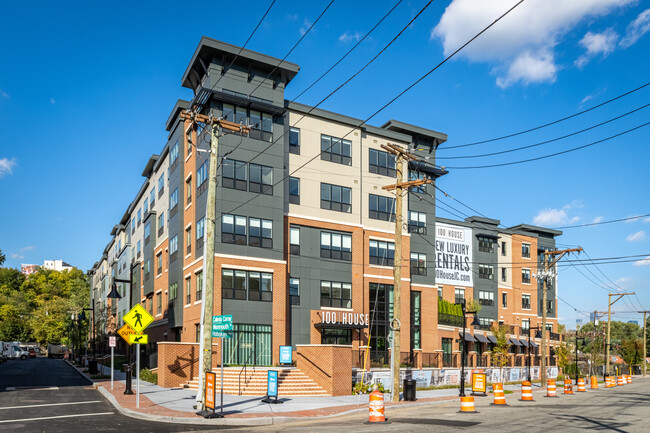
top-left (321, 328), bottom-right (352, 345)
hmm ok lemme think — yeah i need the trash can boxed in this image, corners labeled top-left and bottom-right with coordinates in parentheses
top-left (88, 360), bottom-right (98, 374)
top-left (403, 379), bottom-right (417, 401)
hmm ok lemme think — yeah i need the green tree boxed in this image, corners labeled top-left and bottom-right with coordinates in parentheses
top-left (555, 341), bottom-right (570, 375)
top-left (619, 338), bottom-right (643, 367)
top-left (491, 323), bottom-right (510, 383)
top-left (0, 248), bottom-right (5, 266)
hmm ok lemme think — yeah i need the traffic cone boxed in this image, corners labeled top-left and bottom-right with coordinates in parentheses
top-left (590, 376), bottom-right (598, 389)
top-left (368, 386), bottom-right (385, 423)
top-left (564, 378), bottom-right (574, 394)
top-left (521, 381), bottom-right (534, 401)
top-left (577, 378), bottom-right (586, 392)
top-left (459, 396), bottom-right (477, 413)
top-left (491, 383), bottom-right (507, 405)
top-left (546, 379), bottom-right (558, 397)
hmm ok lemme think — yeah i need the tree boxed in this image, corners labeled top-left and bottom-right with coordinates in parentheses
top-left (491, 323), bottom-right (510, 383)
top-left (619, 339), bottom-right (643, 368)
top-left (0, 248), bottom-right (5, 266)
top-left (555, 341), bottom-right (570, 376)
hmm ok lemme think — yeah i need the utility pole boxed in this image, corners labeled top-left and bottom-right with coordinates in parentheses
top-left (638, 310), bottom-right (648, 377)
top-left (537, 247), bottom-right (582, 387)
top-left (605, 292), bottom-right (634, 377)
top-left (180, 110), bottom-right (249, 412)
top-left (591, 311), bottom-right (609, 378)
top-left (382, 143), bottom-right (430, 403)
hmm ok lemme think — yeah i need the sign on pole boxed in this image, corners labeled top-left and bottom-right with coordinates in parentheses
top-left (471, 371), bottom-right (487, 395)
top-left (109, 336), bottom-right (116, 348)
top-left (205, 371), bottom-right (216, 411)
top-left (117, 324), bottom-right (137, 345)
top-left (279, 346), bottom-right (292, 365)
top-left (124, 304), bottom-right (154, 333)
top-left (129, 334), bottom-right (149, 344)
top-left (212, 315), bottom-right (233, 338)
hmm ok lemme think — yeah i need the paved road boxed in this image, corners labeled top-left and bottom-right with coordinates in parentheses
top-left (242, 379), bottom-right (650, 433)
top-left (0, 357), bottom-right (222, 432)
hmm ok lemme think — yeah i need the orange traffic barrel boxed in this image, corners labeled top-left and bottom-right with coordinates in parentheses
top-left (459, 396), bottom-right (477, 413)
top-left (590, 376), bottom-right (598, 389)
top-left (617, 376), bottom-right (625, 386)
top-left (368, 388), bottom-right (385, 423)
top-left (626, 375), bottom-right (632, 384)
top-left (606, 376), bottom-right (614, 388)
top-left (492, 383), bottom-right (507, 405)
top-left (564, 378), bottom-right (574, 394)
top-left (577, 378), bottom-right (586, 392)
top-left (546, 379), bottom-right (558, 397)
top-left (521, 381), bottom-right (534, 401)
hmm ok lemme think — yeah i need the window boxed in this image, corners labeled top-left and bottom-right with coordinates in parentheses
top-left (261, 113), bottom-right (272, 133)
top-left (170, 282), bottom-right (178, 301)
top-left (320, 281), bottom-right (352, 308)
top-left (222, 103), bottom-right (234, 122)
top-left (321, 328), bottom-right (352, 345)
top-left (369, 240), bottom-right (394, 266)
top-left (479, 290), bottom-right (494, 306)
top-left (547, 300), bottom-right (554, 314)
top-left (169, 235), bottom-right (178, 261)
top-left (546, 323), bottom-right (553, 332)
top-left (501, 267), bottom-right (507, 282)
top-left (320, 183), bottom-right (351, 213)
top-left (502, 292), bottom-right (507, 308)
top-left (522, 294), bottom-right (531, 310)
top-left (410, 252), bottom-right (427, 276)
top-left (136, 240), bottom-right (141, 258)
top-left (157, 292), bottom-right (162, 315)
top-left (411, 292), bottom-right (421, 350)
top-left (249, 218), bottom-right (273, 248)
top-left (522, 319), bottom-right (530, 332)
top-left (131, 217), bottom-right (135, 234)
top-left (150, 187), bottom-right (155, 207)
top-left (320, 231), bottom-right (352, 261)
top-left (221, 214), bottom-right (246, 245)
top-left (195, 323), bottom-right (200, 343)
top-left (289, 127), bottom-right (300, 154)
top-left (522, 268), bottom-right (531, 284)
top-left (144, 259), bottom-right (150, 278)
top-left (290, 227), bottom-right (300, 255)
top-left (144, 222), bottom-right (151, 242)
top-left (369, 148), bottom-right (396, 177)
top-left (522, 243), bottom-right (531, 258)
top-left (196, 271), bottom-right (203, 301)
top-left (249, 163), bottom-right (273, 195)
top-left (289, 177), bottom-right (300, 204)
top-left (408, 211), bottom-right (426, 234)
top-left (479, 264), bottom-right (494, 280)
top-left (478, 236), bottom-right (494, 253)
top-left (137, 208), bottom-right (142, 226)
top-left (196, 217), bottom-right (205, 250)
top-left (455, 288), bottom-right (465, 304)
top-left (442, 338), bottom-right (453, 367)
top-left (158, 212), bottom-right (164, 236)
top-left (222, 269), bottom-right (272, 301)
top-left (170, 188), bottom-right (178, 209)
top-left (321, 134), bottom-right (351, 165)
top-left (438, 286), bottom-right (443, 299)
top-left (170, 141), bottom-right (179, 168)
top-left (478, 317), bottom-right (494, 330)
top-left (369, 194), bottom-right (395, 221)
top-left (222, 159), bottom-right (246, 191)
top-left (501, 241), bottom-right (506, 256)
top-left (186, 177), bottom-right (192, 205)
top-left (197, 160), bottom-right (209, 195)
top-left (186, 126), bottom-right (193, 155)
top-left (144, 197), bottom-right (149, 214)
top-left (156, 252), bottom-right (162, 275)
top-left (185, 227), bottom-right (191, 255)
top-left (289, 278), bottom-right (299, 305)
top-left (408, 168), bottom-right (426, 193)
top-left (185, 277), bottom-right (191, 304)
top-left (158, 175), bottom-right (165, 197)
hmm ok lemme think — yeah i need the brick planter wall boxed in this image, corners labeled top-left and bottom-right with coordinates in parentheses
top-left (296, 344), bottom-right (352, 396)
top-left (157, 342), bottom-right (219, 388)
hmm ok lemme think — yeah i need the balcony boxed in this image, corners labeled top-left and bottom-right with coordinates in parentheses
top-left (549, 331), bottom-right (561, 341)
top-left (438, 312), bottom-right (463, 327)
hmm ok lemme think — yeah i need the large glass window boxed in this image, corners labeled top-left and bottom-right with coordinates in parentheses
top-left (320, 183), bottom-right (352, 213)
top-left (478, 236), bottom-right (494, 253)
top-left (408, 211), bottom-right (426, 234)
top-left (522, 268), bottom-right (531, 284)
top-left (158, 175), bottom-right (165, 196)
top-left (289, 278), bottom-right (299, 305)
top-left (479, 290), bottom-right (494, 306)
top-left (522, 294), bottom-right (531, 310)
top-left (479, 264), bottom-right (494, 280)
top-left (320, 231), bottom-right (352, 261)
top-left (321, 328), bottom-right (352, 345)
top-left (369, 240), bottom-right (394, 266)
top-left (222, 269), bottom-right (272, 302)
top-left (455, 288), bottom-right (465, 304)
top-left (411, 292), bottom-right (421, 350)
top-left (249, 218), bottom-right (272, 248)
top-left (369, 283), bottom-right (393, 363)
top-left (170, 141), bottom-right (179, 170)
top-left (410, 252), bottom-right (426, 276)
top-left (369, 148), bottom-right (396, 177)
top-left (221, 214), bottom-right (247, 245)
top-left (369, 194), bottom-right (395, 221)
top-left (249, 163), bottom-right (273, 195)
top-left (170, 188), bottom-right (178, 209)
top-left (289, 177), bottom-right (300, 204)
top-left (169, 235), bottom-right (178, 260)
top-left (289, 127), bottom-right (300, 154)
top-left (222, 159), bottom-right (247, 191)
top-left (197, 160), bottom-right (208, 195)
top-left (321, 134), bottom-right (351, 165)
top-left (290, 227), bottom-right (300, 255)
top-left (320, 281), bottom-right (352, 308)
top-left (522, 243), bottom-right (531, 258)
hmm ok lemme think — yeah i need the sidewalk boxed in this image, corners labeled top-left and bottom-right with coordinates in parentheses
top-left (68, 361), bottom-right (542, 426)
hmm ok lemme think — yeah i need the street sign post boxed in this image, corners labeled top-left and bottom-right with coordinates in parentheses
top-left (123, 304), bottom-right (154, 408)
top-left (109, 336), bottom-right (116, 390)
top-left (211, 315), bottom-right (233, 337)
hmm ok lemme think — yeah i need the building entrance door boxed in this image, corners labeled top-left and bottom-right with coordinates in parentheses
top-left (223, 324), bottom-right (272, 366)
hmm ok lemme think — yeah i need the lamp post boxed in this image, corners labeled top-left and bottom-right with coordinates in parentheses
top-left (112, 278), bottom-right (133, 395)
top-left (575, 330), bottom-right (585, 384)
top-left (458, 299), bottom-right (479, 397)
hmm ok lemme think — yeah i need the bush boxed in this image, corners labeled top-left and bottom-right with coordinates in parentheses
top-left (353, 381), bottom-right (385, 394)
top-left (139, 368), bottom-right (158, 385)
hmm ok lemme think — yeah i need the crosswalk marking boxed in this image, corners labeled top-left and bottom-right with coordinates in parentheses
top-left (0, 412), bottom-right (114, 424)
top-left (0, 400), bottom-right (102, 410)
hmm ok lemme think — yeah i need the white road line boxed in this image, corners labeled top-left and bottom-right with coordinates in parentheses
top-left (0, 400), bottom-right (102, 410)
top-left (0, 412), bottom-right (114, 424)
top-left (5, 386), bottom-right (59, 391)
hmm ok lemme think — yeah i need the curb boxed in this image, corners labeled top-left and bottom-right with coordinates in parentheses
top-left (63, 359), bottom-right (94, 385)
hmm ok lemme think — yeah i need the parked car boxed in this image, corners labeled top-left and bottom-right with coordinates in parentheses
top-left (28, 348), bottom-right (36, 358)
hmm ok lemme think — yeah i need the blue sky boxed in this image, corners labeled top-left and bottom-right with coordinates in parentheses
top-left (1, 0), bottom-right (649, 328)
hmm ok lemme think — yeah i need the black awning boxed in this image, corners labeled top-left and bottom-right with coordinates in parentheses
top-left (519, 339), bottom-right (529, 347)
top-left (474, 333), bottom-right (489, 343)
top-left (487, 335), bottom-right (498, 344)
top-left (509, 337), bottom-right (522, 346)
top-left (314, 322), bottom-right (368, 330)
top-left (530, 341), bottom-right (539, 348)
top-left (460, 331), bottom-right (477, 342)
top-left (475, 233), bottom-right (499, 240)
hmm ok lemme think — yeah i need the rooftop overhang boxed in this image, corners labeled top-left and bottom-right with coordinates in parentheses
top-left (509, 224), bottom-right (563, 238)
top-left (110, 224), bottom-right (124, 236)
top-left (408, 160), bottom-right (448, 179)
top-left (165, 99), bottom-right (190, 132)
top-left (381, 119), bottom-right (448, 149)
top-left (181, 37), bottom-right (300, 93)
top-left (141, 154), bottom-right (160, 178)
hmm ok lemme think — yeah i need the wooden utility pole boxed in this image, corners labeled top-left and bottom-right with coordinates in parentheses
top-left (180, 111), bottom-right (249, 412)
top-left (538, 247), bottom-right (582, 386)
top-left (605, 292), bottom-right (634, 377)
top-left (381, 144), bottom-right (429, 403)
top-left (638, 310), bottom-right (648, 377)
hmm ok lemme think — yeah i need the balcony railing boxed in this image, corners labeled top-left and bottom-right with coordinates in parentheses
top-left (422, 352), bottom-right (441, 368)
top-left (442, 353), bottom-right (457, 367)
top-left (549, 332), bottom-right (561, 341)
top-left (438, 313), bottom-right (463, 327)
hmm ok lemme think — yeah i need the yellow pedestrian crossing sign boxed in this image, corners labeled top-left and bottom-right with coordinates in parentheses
top-left (123, 304), bottom-right (153, 333)
top-left (129, 334), bottom-right (148, 344)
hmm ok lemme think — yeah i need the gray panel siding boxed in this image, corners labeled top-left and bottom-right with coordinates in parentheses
top-left (472, 228), bottom-right (499, 321)
top-left (166, 127), bottom-right (184, 329)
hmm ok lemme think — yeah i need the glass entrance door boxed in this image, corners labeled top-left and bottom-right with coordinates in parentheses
top-left (223, 324), bottom-right (272, 366)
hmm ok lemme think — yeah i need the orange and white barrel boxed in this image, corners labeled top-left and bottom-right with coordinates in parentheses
top-left (460, 396), bottom-right (476, 413)
top-left (606, 376), bottom-right (614, 388)
top-left (577, 378), bottom-right (586, 392)
top-left (617, 376), bottom-right (625, 386)
top-left (492, 383), bottom-right (506, 405)
top-left (564, 378), bottom-right (574, 394)
top-left (521, 381), bottom-right (534, 401)
top-left (590, 376), bottom-right (598, 389)
top-left (546, 379), bottom-right (557, 397)
top-left (626, 375), bottom-right (632, 384)
top-left (368, 388), bottom-right (385, 423)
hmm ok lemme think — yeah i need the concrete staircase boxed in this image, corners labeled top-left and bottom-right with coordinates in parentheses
top-left (182, 367), bottom-right (330, 396)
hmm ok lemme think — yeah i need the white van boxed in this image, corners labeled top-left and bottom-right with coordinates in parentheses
top-left (5, 342), bottom-right (28, 360)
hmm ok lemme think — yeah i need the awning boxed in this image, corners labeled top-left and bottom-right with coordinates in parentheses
top-left (519, 339), bottom-right (529, 347)
top-left (509, 337), bottom-right (522, 346)
top-left (460, 331), bottom-right (477, 342)
top-left (487, 335), bottom-right (498, 344)
top-left (530, 341), bottom-right (539, 348)
top-left (314, 322), bottom-right (368, 330)
top-left (474, 333), bottom-right (490, 343)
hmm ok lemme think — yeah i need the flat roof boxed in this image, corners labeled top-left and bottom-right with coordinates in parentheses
top-left (508, 224), bottom-right (563, 237)
top-left (165, 99), bottom-right (190, 132)
top-left (381, 119), bottom-right (448, 146)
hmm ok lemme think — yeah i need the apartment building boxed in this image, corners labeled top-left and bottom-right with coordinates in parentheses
top-left (88, 37), bottom-right (563, 372)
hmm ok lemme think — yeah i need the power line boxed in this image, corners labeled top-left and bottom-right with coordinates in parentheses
top-left (437, 81), bottom-right (650, 150)
top-left (437, 102), bottom-right (650, 160)
top-left (552, 213), bottom-right (650, 229)
top-left (444, 121), bottom-right (650, 170)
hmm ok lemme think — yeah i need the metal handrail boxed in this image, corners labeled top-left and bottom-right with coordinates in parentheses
top-left (238, 349), bottom-right (255, 395)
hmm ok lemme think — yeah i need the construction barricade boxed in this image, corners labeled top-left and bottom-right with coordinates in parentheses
top-left (577, 378), bottom-right (586, 392)
top-left (564, 378), bottom-right (574, 394)
top-left (492, 383), bottom-right (507, 406)
top-left (590, 376), bottom-right (598, 389)
top-left (626, 375), bottom-right (632, 384)
top-left (368, 388), bottom-right (385, 423)
top-left (605, 376), bottom-right (613, 388)
top-left (521, 381), bottom-right (534, 401)
top-left (546, 379), bottom-right (558, 397)
top-left (618, 376), bottom-right (625, 386)
top-left (459, 396), bottom-right (477, 413)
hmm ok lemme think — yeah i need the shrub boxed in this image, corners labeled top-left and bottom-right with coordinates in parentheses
top-left (139, 368), bottom-right (158, 385)
top-left (353, 381), bottom-right (385, 394)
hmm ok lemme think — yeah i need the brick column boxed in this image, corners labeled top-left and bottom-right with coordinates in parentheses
top-left (413, 349), bottom-right (423, 370)
top-left (296, 344), bottom-right (352, 396)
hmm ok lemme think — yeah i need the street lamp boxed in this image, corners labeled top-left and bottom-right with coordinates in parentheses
top-left (112, 277), bottom-right (133, 395)
top-left (575, 330), bottom-right (585, 385)
top-left (457, 299), bottom-right (479, 397)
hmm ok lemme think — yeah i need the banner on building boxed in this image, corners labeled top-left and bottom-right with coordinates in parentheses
top-left (411, 370), bottom-right (432, 388)
top-left (434, 223), bottom-right (473, 287)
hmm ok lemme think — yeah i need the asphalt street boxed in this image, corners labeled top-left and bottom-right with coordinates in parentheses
top-left (0, 357), bottom-right (223, 432)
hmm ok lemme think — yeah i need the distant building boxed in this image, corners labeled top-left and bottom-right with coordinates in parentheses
top-left (42, 260), bottom-right (73, 272)
top-left (628, 320), bottom-right (639, 325)
top-left (20, 264), bottom-right (39, 276)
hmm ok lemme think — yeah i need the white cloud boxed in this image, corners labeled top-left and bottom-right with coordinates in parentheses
top-left (19, 246), bottom-right (34, 253)
top-left (575, 28), bottom-right (619, 67)
top-left (625, 215), bottom-right (641, 223)
top-left (339, 31), bottom-right (363, 43)
top-left (633, 256), bottom-right (650, 267)
top-left (533, 208), bottom-right (569, 226)
top-left (50, 98), bottom-right (56, 104)
top-left (592, 216), bottom-right (604, 223)
top-left (10, 253), bottom-right (24, 260)
top-left (644, 217), bottom-right (650, 223)
top-left (0, 88), bottom-right (9, 98)
top-left (432, 0), bottom-right (636, 87)
top-left (620, 8), bottom-right (650, 48)
top-left (299, 18), bottom-right (313, 36)
top-left (626, 230), bottom-right (646, 242)
top-left (287, 14), bottom-right (298, 21)
top-left (0, 157), bottom-right (16, 177)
